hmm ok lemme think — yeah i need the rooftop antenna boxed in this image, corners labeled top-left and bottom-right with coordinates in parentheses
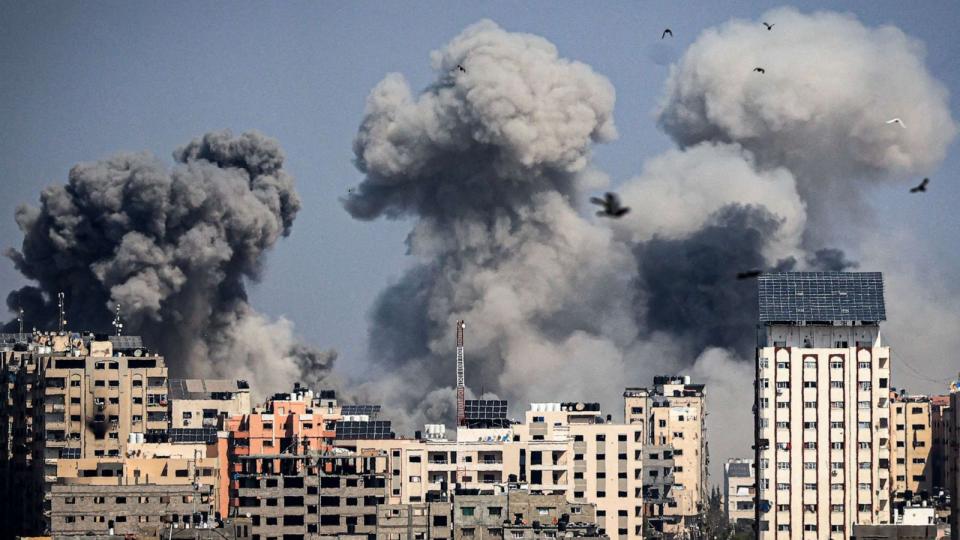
top-left (57, 292), bottom-right (67, 333)
top-left (456, 320), bottom-right (466, 427)
top-left (17, 307), bottom-right (24, 335)
top-left (112, 304), bottom-right (123, 337)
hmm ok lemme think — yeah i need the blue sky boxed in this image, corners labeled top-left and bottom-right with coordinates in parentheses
top-left (2, 0), bottom-right (958, 380)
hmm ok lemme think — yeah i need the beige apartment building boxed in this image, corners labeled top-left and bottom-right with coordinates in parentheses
top-left (344, 401), bottom-right (644, 540)
top-left (723, 458), bottom-right (755, 526)
top-left (950, 389), bottom-right (960, 540)
top-left (624, 376), bottom-right (707, 534)
top-left (168, 378), bottom-right (252, 429)
top-left (889, 394), bottom-right (933, 501)
top-left (754, 272), bottom-right (892, 539)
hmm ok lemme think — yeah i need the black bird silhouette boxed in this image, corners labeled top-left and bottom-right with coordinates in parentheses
top-left (662, 28), bottom-right (672, 39)
top-left (736, 269), bottom-right (764, 280)
top-left (910, 178), bottom-right (929, 193)
top-left (590, 192), bottom-right (630, 218)
top-left (763, 22), bottom-right (774, 30)
top-left (456, 64), bottom-right (466, 73)
top-left (753, 67), bottom-right (766, 74)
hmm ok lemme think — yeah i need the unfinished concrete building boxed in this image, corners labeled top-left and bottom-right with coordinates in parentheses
top-left (169, 378), bottom-right (252, 429)
top-left (376, 502), bottom-right (452, 540)
top-left (890, 394), bottom-right (935, 505)
top-left (49, 482), bottom-right (214, 536)
top-left (453, 487), bottom-right (604, 540)
top-left (232, 450), bottom-right (388, 540)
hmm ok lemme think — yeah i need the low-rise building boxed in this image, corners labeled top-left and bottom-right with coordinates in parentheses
top-left (453, 487), bottom-right (603, 540)
top-left (376, 502), bottom-right (452, 540)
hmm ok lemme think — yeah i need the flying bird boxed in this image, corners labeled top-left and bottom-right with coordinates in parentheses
top-left (753, 67), bottom-right (765, 74)
top-left (909, 178), bottom-right (929, 193)
top-left (763, 22), bottom-right (774, 30)
top-left (886, 118), bottom-right (906, 128)
top-left (590, 192), bottom-right (630, 218)
top-left (736, 269), bottom-right (764, 280)
top-left (662, 29), bottom-right (672, 39)
top-left (456, 64), bottom-right (466, 73)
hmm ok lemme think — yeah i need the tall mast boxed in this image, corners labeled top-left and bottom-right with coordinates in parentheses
top-left (57, 292), bottom-right (66, 333)
top-left (455, 320), bottom-right (466, 427)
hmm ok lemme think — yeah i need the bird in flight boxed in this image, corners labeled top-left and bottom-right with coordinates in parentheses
top-left (662, 29), bottom-right (672, 39)
top-left (753, 67), bottom-right (766, 74)
top-left (909, 178), bottom-right (929, 193)
top-left (736, 269), bottom-right (764, 280)
top-left (886, 118), bottom-right (906, 128)
top-left (763, 22), bottom-right (774, 30)
top-left (590, 192), bottom-right (630, 218)
top-left (456, 64), bottom-right (466, 73)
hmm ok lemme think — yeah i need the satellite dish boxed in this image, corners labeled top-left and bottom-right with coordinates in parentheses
top-left (133, 348), bottom-right (143, 357)
top-left (575, 403), bottom-right (585, 411)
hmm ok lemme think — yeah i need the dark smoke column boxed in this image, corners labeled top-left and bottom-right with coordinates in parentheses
top-left (5, 130), bottom-right (336, 396)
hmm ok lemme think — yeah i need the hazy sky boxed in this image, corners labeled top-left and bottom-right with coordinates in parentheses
top-left (2, 0), bottom-right (958, 391)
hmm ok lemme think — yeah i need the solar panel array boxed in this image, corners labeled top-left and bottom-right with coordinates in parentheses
top-left (758, 272), bottom-right (885, 322)
top-left (0, 333), bottom-right (30, 343)
top-left (340, 404), bottom-right (381, 417)
top-left (109, 335), bottom-right (144, 350)
top-left (335, 420), bottom-right (394, 440)
top-left (464, 400), bottom-right (508, 419)
top-left (727, 462), bottom-right (752, 478)
top-left (168, 427), bottom-right (218, 444)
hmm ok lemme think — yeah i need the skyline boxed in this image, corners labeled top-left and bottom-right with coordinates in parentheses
top-left (2, 1), bottom-right (960, 485)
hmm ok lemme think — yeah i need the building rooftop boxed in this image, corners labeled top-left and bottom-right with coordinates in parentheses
top-left (169, 378), bottom-right (248, 400)
top-left (758, 272), bottom-right (886, 323)
top-left (726, 462), bottom-right (752, 478)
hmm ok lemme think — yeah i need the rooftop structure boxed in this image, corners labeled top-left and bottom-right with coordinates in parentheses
top-left (758, 271), bottom-right (886, 323)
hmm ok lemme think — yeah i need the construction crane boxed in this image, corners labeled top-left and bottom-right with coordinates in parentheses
top-left (455, 320), bottom-right (466, 427)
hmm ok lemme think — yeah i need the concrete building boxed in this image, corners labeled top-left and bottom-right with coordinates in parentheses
top-left (754, 272), bottom-right (892, 539)
top-left (453, 487), bottom-right (604, 540)
top-left (376, 502), bottom-right (452, 540)
top-left (49, 482), bottom-right (215, 536)
top-left (169, 378), bottom-right (252, 429)
top-left (638, 445), bottom-right (676, 537)
top-left (624, 377), bottom-right (708, 534)
top-left (724, 458), bottom-right (755, 526)
top-left (890, 394), bottom-right (934, 503)
top-left (949, 389), bottom-right (960, 540)
top-left (929, 396), bottom-right (951, 496)
top-left (232, 450), bottom-right (388, 540)
top-left (851, 524), bottom-right (938, 540)
top-left (347, 402), bottom-right (643, 540)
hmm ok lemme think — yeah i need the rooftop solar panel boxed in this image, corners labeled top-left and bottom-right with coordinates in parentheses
top-left (340, 405), bottom-right (381, 417)
top-left (758, 272), bottom-right (885, 323)
top-left (727, 462), bottom-right (752, 478)
top-left (464, 400), bottom-right (508, 419)
top-left (167, 427), bottom-right (218, 444)
top-left (109, 335), bottom-right (144, 350)
top-left (335, 420), bottom-right (394, 440)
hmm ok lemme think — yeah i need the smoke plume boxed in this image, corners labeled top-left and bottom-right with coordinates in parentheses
top-left (4, 130), bottom-right (336, 397)
top-left (347, 11), bottom-right (956, 484)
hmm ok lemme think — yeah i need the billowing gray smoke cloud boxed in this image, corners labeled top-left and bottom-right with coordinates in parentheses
top-left (348, 11), bottom-right (956, 485)
top-left (5, 130), bottom-right (336, 397)
top-left (657, 6), bottom-right (956, 242)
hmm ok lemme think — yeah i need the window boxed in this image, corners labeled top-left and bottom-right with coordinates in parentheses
top-left (804, 483), bottom-right (816, 490)
top-left (831, 462), bottom-right (843, 470)
top-left (776, 421), bottom-right (789, 429)
top-left (803, 462), bottom-right (816, 470)
top-left (859, 382), bottom-right (872, 391)
top-left (804, 524), bottom-right (817, 532)
top-left (831, 381), bottom-right (844, 388)
top-left (777, 462), bottom-right (790, 470)
top-left (858, 361), bottom-right (870, 369)
top-left (776, 483), bottom-right (789, 491)
top-left (759, 378), bottom-right (769, 388)
top-left (858, 442), bottom-right (871, 449)
top-left (803, 442), bottom-right (816, 449)
top-left (804, 360), bottom-right (816, 369)
top-left (777, 402), bottom-right (789, 409)
top-left (804, 422), bottom-right (816, 429)
top-left (777, 524), bottom-right (790, 532)
top-left (803, 381), bottom-right (816, 388)
top-left (409, 476), bottom-right (421, 483)
top-left (831, 401), bottom-right (843, 409)
top-left (776, 381), bottom-right (789, 389)
top-left (859, 462), bottom-right (871, 469)
top-left (759, 398), bottom-right (769, 408)
top-left (461, 507), bottom-right (475, 517)
top-left (777, 361), bottom-right (789, 369)
top-left (804, 401), bottom-right (816, 408)
top-left (409, 455), bottom-right (421, 463)
top-left (831, 442), bottom-right (843, 450)
top-left (831, 421), bottom-right (844, 429)
top-left (831, 361), bottom-right (843, 369)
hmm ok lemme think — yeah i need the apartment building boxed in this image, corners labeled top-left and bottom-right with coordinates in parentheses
top-left (169, 378), bottom-right (252, 429)
top-left (49, 482), bottom-right (214, 536)
top-left (638, 445), bottom-right (675, 537)
top-left (754, 272), bottom-right (892, 539)
top-left (929, 395), bottom-right (951, 495)
top-left (723, 458), bottom-right (755, 526)
top-left (890, 394), bottom-right (933, 502)
top-left (376, 502), bottom-right (452, 540)
top-left (232, 450), bottom-right (388, 539)
top-left (453, 488), bottom-right (603, 540)
top-left (347, 401), bottom-right (643, 540)
top-left (950, 389), bottom-right (960, 540)
top-left (623, 377), bottom-right (707, 533)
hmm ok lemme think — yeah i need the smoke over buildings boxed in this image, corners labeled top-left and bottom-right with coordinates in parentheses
top-left (346, 11), bottom-right (956, 480)
top-left (4, 130), bottom-right (337, 397)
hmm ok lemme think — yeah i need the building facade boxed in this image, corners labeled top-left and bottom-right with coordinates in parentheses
top-left (889, 394), bottom-right (933, 502)
top-left (723, 458), bottom-right (755, 526)
top-left (754, 272), bottom-right (892, 539)
top-left (169, 378), bottom-right (252, 429)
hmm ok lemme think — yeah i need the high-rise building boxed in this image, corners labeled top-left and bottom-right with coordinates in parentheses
top-left (754, 272), bottom-right (892, 539)
top-left (624, 377), bottom-right (708, 534)
top-left (723, 458), bottom-right (755, 526)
